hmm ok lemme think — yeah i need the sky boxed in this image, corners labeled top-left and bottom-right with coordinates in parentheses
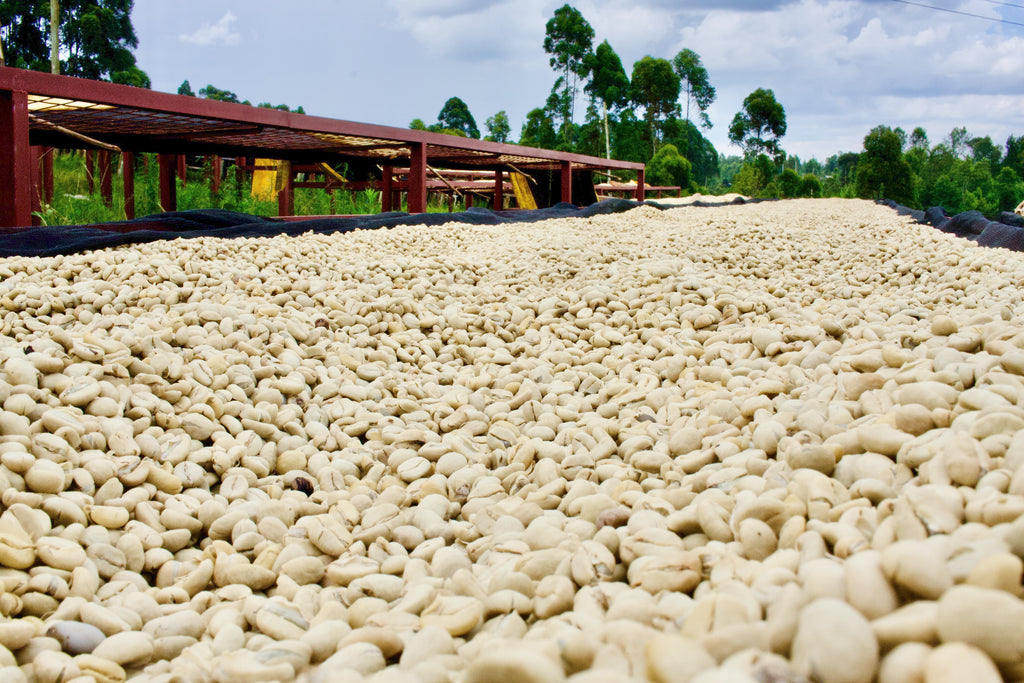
top-left (131, 0), bottom-right (1024, 163)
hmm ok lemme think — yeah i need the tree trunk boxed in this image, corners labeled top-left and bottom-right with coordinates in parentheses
top-left (602, 101), bottom-right (610, 161)
top-left (50, 0), bottom-right (60, 74)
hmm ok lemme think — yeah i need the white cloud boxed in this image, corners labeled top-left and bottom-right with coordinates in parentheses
top-left (388, 0), bottom-right (549, 63)
top-left (179, 13), bottom-right (241, 47)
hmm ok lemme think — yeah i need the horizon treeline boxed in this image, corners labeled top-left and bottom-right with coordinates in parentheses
top-left (412, 4), bottom-right (1023, 215)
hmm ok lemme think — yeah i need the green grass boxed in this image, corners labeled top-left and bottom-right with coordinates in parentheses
top-left (31, 152), bottom-right (432, 225)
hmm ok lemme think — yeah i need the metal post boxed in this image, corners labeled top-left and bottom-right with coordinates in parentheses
top-left (210, 156), bottom-right (221, 195)
top-left (158, 153), bottom-right (177, 212)
top-left (408, 142), bottom-right (426, 214)
top-left (123, 151), bottom-right (135, 219)
top-left (560, 160), bottom-right (573, 205)
top-left (99, 150), bottom-right (113, 207)
top-left (493, 170), bottom-right (504, 210)
top-left (0, 89), bottom-right (32, 228)
top-left (41, 147), bottom-right (54, 204)
top-left (30, 146), bottom-right (43, 224)
top-left (381, 165), bottom-right (393, 212)
top-left (636, 168), bottom-right (645, 202)
top-left (235, 156), bottom-right (245, 200)
top-left (277, 162), bottom-right (294, 216)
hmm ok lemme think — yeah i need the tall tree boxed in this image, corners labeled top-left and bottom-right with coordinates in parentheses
top-left (728, 88), bottom-right (787, 161)
top-left (437, 97), bottom-right (479, 139)
top-left (0, 0), bottom-right (149, 84)
top-left (584, 40), bottom-right (630, 160)
top-left (177, 79), bottom-right (195, 96)
top-left (968, 136), bottom-right (1002, 168)
top-left (630, 56), bottom-right (680, 155)
top-left (855, 125), bottom-right (913, 205)
top-left (946, 126), bottom-right (970, 159)
top-left (1006, 135), bottom-right (1024, 181)
top-left (543, 4), bottom-right (594, 143)
top-left (199, 84), bottom-right (244, 104)
top-left (520, 107), bottom-right (558, 149)
top-left (909, 127), bottom-right (929, 150)
top-left (484, 111), bottom-right (511, 143)
top-left (672, 48), bottom-right (715, 130)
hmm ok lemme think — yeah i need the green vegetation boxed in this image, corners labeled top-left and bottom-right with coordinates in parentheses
top-left (30, 152), bottom-right (463, 226)
top-left (0, 0), bottom-right (148, 86)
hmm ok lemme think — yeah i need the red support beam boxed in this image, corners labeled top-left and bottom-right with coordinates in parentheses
top-left (210, 156), bottom-right (222, 195)
top-left (0, 88), bottom-right (32, 228)
top-left (158, 153), bottom-right (177, 211)
top-left (408, 142), bottom-right (427, 214)
top-left (493, 170), bottom-right (504, 210)
top-left (381, 164), bottom-right (393, 212)
top-left (99, 151), bottom-right (113, 207)
top-left (41, 147), bottom-right (54, 204)
top-left (31, 146), bottom-right (43, 224)
top-left (277, 162), bottom-right (294, 216)
top-left (561, 160), bottom-right (573, 205)
top-left (123, 152), bottom-right (135, 219)
top-left (176, 155), bottom-right (187, 186)
top-left (235, 156), bottom-right (245, 199)
top-left (636, 168), bottom-right (645, 202)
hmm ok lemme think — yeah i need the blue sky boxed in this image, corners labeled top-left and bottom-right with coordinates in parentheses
top-left (131, 0), bottom-right (1024, 162)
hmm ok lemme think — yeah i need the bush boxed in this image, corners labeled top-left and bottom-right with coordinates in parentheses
top-left (647, 144), bottom-right (693, 190)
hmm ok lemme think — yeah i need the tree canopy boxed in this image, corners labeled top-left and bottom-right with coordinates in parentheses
top-left (856, 125), bottom-right (913, 204)
top-left (484, 111), bottom-right (511, 143)
top-left (543, 4), bottom-right (594, 141)
top-left (728, 88), bottom-right (787, 161)
top-left (437, 96), bottom-right (480, 139)
top-left (584, 40), bottom-right (630, 160)
top-left (672, 49), bottom-right (715, 130)
top-left (0, 0), bottom-right (149, 85)
top-left (630, 56), bottom-right (680, 155)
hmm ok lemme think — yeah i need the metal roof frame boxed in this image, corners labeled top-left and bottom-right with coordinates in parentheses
top-left (1, 67), bottom-right (646, 227)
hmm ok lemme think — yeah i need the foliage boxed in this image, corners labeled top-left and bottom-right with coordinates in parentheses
top-left (199, 84), bottom-right (245, 104)
top-left (1005, 135), bottom-right (1024, 181)
top-left (32, 151), bottom-right (392, 226)
top-left (799, 173), bottom-right (822, 198)
top-left (584, 40), bottom-right (630, 159)
top-left (543, 4), bottom-right (594, 142)
top-left (646, 144), bottom-right (692, 189)
top-left (630, 56), bottom-right (680, 155)
top-left (0, 0), bottom-right (149, 85)
top-left (728, 88), bottom-right (787, 161)
top-left (437, 97), bottom-right (480, 139)
top-left (779, 168), bottom-right (801, 198)
top-left (661, 118), bottom-right (718, 186)
top-left (484, 111), bottom-right (511, 143)
top-left (672, 49), bottom-right (715, 130)
top-left (177, 79), bottom-right (195, 97)
top-left (856, 125), bottom-right (913, 205)
top-left (519, 108), bottom-right (558, 149)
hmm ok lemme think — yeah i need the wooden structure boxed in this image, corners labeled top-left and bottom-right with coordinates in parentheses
top-left (0, 67), bottom-right (646, 228)
top-left (596, 182), bottom-right (681, 200)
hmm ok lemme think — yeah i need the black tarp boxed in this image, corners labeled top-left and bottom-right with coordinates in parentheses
top-left (0, 199), bottom-right (672, 258)
top-left (879, 200), bottom-right (1024, 253)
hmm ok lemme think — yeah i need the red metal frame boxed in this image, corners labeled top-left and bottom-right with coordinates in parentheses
top-left (0, 67), bottom-right (645, 227)
top-left (158, 153), bottom-right (176, 212)
top-left (123, 151), bottom-right (135, 219)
